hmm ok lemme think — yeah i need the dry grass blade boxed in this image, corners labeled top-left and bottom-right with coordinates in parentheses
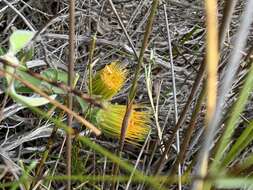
top-left (88, 34), bottom-right (96, 97)
top-left (163, 4), bottom-right (181, 190)
top-left (218, 0), bottom-right (239, 49)
top-left (108, 0), bottom-right (138, 59)
top-left (191, 0), bottom-right (219, 189)
top-left (171, 84), bottom-right (206, 175)
top-left (125, 131), bottom-right (150, 190)
top-left (2, 0), bottom-right (35, 31)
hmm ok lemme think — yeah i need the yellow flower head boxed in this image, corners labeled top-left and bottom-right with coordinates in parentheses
top-left (96, 104), bottom-right (150, 144)
top-left (91, 62), bottom-right (127, 100)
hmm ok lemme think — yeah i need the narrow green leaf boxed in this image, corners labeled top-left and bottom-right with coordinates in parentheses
top-left (222, 121), bottom-right (253, 166)
top-left (41, 68), bottom-right (79, 94)
top-left (11, 91), bottom-right (57, 107)
top-left (212, 62), bottom-right (253, 171)
top-left (15, 70), bottom-right (43, 93)
top-left (231, 153), bottom-right (253, 174)
top-left (0, 46), bottom-right (6, 56)
top-left (215, 177), bottom-right (253, 189)
top-left (75, 96), bottom-right (89, 113)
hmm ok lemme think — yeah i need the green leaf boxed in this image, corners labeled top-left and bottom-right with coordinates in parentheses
top-left (15, 70), bottom-right (42, 93)
top-left (211, 62), bottom-right (253, 172)
top-left (15, 68), bottom-right (80, 95)
top-left (9, 30), bottom-right (35, 54)
top-left (12, 93), bottom-right (57, 107)
top-left (41, 68), bottom-right (79, 94)
top-left (0, 45), bottom-right (6, 56)
top-left (19, 47), bottom-right (35, 65)
top-left (215, 177), bottom-right (253, 189)
top-left (222, 121), bottom-right (253, 167)
top-left (75, 96), bottom-right (89, 113)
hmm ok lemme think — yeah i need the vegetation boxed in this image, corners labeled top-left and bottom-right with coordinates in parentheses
top-left (0, 0), bottom-right (252, 189)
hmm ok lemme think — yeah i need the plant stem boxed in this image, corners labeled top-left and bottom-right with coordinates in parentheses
top-left (68, 0), bottom-right (76, 188)
top-left (120, 0), bottom-right (159, 153)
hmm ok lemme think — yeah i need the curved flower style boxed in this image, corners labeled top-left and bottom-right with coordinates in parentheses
top-left (91, 61), bottom-right (127, 100)
top-left (96, 104), bottom-right (150, 144)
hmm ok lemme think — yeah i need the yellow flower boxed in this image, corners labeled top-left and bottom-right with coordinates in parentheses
top-left (96, 104), bottom-right (150, 144)
top-left (91, 61), bottom-right (127, 100)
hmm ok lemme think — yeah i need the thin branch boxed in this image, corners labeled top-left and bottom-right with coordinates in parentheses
top-left (171, 84), bottom-right (206, 174)
top-left (67, 0), bottom-right (76, 189)
top-left (2, 0), bottom-right (35, 31)
top-left (108, 0), bottom-right (139, 59)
